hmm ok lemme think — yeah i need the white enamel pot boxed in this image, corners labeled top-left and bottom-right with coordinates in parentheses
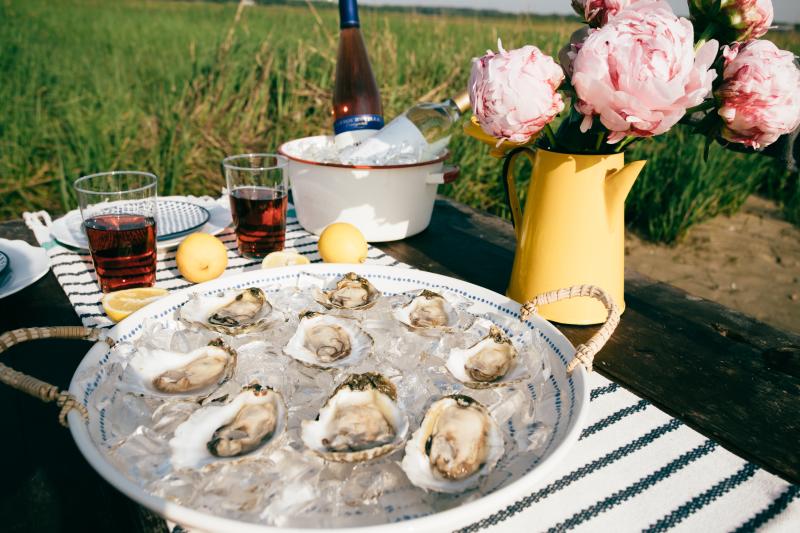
top-left (279, 136), bottom-right (459, 242)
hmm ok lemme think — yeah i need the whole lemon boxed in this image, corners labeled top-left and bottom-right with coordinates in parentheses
top-left (318, 222), bottom-right (368, 263)
top-left (176, 233), bottom-right (229, 283)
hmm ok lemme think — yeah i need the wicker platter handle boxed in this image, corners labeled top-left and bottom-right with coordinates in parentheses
top-left (520, 285), bottom-right (621, 373)
top-left (0, 326), bottom-right (114, 427)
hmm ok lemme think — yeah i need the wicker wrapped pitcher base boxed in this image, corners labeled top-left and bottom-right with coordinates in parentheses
top-left (0, 285), bottom-right (620, 426)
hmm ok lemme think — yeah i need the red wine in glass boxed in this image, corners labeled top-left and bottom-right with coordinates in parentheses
top-left (84, 214), bottom-right (157, 293)
top-left (229, 186), bottom-right (288, 258)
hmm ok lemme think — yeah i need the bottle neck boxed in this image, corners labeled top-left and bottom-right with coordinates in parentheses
top-left (339, 0), bottom-right (360, 29)
top-left (442, 99), bottom-right (463, 120)
top-left (447, 91), bottom-right (471, 116)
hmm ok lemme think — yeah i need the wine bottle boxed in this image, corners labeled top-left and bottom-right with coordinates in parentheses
top-left (342, 91), bottom-right (471, 164)
top-left (333, 0), bottom-right (384, 150)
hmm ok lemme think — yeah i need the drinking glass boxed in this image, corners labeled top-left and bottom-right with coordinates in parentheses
top-left (73, 171), bottom-right (158, 293)
top-left (222, 154), bottom-right (289, 258)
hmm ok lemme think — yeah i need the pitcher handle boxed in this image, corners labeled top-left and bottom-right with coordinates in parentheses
top-left (501, 147), bottom-right (536, 242)
top-left (520, 285), bottom-right (621, 374)
top-left (0, 326), bottom-right (115, 427)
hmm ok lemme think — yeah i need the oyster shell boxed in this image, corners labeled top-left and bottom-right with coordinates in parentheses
top-left (179, 288), bottom-right (273, 335)
top-left (401, 394), bottom-right (504, 493)
top-left (394, 290), bottom-right (458, 330)
top-left (169, 383), bottom-right (287, 470)
top-left (315, 272), bottom-right (381, 310)
top-left (283, 311), bottom-right (373, 368)
top-left (123, 338), bottom-right (236, 398)
top-left (446, 326), bottom-right (529, 388)
top-left (301, 373), bottom-right (409, 463)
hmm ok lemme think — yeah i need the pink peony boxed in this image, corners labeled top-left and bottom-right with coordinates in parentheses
top-left (571, 0), bottom-right (634, 27)
top-left (571, 1), bottom-right (718, 144)
top-left (716, 40), bottom-right (800, 149)
top-left (469, 41), bottom-right (565, 144)
top-left (689, 0), bottom-right (773, 42)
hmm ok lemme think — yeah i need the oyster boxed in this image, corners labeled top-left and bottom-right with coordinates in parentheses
top-left (179, 288), bottom-right (273, 335)
top-left (401, 395), bottom-right (503, 493)
top-left (283, 311), bottom-right (373, 368)
top-left (446, 325), bottom-right (528, 388)
top-left (169, 383), bottom-right (287, 470)
top-left (394, 290), bottom-right (458, 330)
top-left (301, 373), bottom-right (409, 463)
top-left (315, 272), bottom-right (381, 310)
top-left (123, 338), bottom-right (236, 398)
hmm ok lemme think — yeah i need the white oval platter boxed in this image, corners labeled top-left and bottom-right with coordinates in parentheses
top-left (68, 264), bottom-right (589, 533)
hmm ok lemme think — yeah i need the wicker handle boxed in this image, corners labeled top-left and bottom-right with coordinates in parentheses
top-left (520, 285), bottom-right (621, 374)
top-left (0, 326), bottom-right (114, 427)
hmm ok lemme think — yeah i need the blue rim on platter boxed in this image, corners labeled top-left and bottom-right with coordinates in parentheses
top-left (156, 200), bottom-right (211, 241)
top-left (0, 249), bottom-right (9, 280)
top-left (67, 265), bottom-right (589, 533)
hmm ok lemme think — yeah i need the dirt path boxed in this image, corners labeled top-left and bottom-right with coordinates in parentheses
top-left (625, 195), bottom-right (800, 334)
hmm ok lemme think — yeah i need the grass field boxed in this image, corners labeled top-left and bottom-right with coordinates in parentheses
top-left (1, 0), bottom-right (798, 243)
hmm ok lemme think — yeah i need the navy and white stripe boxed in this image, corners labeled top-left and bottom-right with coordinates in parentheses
top-left (0, 249), bottom-right (8, 277)
top-left (466, 371), bottom-right (799, 532)
top-left (28, 205), bottom-right (406, 329)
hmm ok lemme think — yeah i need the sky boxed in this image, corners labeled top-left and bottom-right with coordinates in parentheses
top-left (357, 0), bottom-right (800, 24)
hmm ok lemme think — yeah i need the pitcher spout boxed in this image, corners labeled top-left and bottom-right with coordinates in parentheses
top-left (605, 160), bottom-right (646, 226)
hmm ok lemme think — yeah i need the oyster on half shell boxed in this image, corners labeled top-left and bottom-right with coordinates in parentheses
top-left (394, 290), bottom-right (458, 330)
top-left (283, 311), bottom-right (373, 368)
top-left (179, 288), bottom-right (273, 335)
top-left (123, 338), bottom-right (236, 398)
top-left (301, 373), bottom-right (409, 463)
top-left (446, 325), bottom-right (529, 388)
top-left (169, 383), bottom-right (287, 470)
top-left (401, 394), bottom-right (504, 493)
top-left (314, 272), bottom-right (381, 310)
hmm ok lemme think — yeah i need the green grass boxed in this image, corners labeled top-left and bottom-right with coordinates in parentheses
top-left (0, 0), bottom-right (797, 243)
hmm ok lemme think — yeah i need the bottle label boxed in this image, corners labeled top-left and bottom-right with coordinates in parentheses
top-left (334, 114), bottom-right (384, 135)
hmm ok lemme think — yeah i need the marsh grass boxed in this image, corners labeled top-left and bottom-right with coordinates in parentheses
top-left (0, 0), bottom-right (797, 243)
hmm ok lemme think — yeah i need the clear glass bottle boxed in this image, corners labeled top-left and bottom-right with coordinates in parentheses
top-left (343, 91), bottom-right (471, 164)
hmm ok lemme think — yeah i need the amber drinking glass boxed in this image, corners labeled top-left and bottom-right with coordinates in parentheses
top-left (74, 171), bottom-right (158, 293)
top-left (223, 154), bottom-right (289, 259)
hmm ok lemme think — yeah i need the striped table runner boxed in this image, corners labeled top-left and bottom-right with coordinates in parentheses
top-left (23, 198), bottom-right (403, 329)
top-left (473, 371), bottom-right (799, 532)
top-left (23, 199), bottom-right (800, 531)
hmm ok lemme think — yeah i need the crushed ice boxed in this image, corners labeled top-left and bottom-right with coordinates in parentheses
top-left (295, 136), bottom-right (440, 167)
top-left (84, 273), bottom-right (553, 528)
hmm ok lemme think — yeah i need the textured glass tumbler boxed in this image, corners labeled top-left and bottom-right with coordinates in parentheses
top-left (223, 154), bottom-right (289, 259)
top-left (73, 171), bottom-right (158, 293)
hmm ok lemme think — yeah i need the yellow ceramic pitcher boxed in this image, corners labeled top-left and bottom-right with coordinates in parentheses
top-left (502, 147), bottom-right (645, 324)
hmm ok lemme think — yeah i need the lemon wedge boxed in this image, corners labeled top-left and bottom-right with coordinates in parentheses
top-left (318, 223), bottom-right (368, 263)
top-left (102, 287), bottom-right (169, 323)
top-left (261, 250), bottom-right (311, 269)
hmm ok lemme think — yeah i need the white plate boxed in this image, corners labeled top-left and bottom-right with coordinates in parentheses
top-left (52, 196), bottom-right (232, 251)
top-left (68, 265), bottom-right (589, 533)
top-left (0, 239), bottom-right (50, 299)
top-left (0, 250), bottom-right (8, 278)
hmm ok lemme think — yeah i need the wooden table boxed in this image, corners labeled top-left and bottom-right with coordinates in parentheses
top-left (1, 198), bottom-right (798, 532)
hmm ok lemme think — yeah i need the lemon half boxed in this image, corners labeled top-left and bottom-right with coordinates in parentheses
top-left (261, 251), bottom-right (311, 269)
top-left (102, 287), bottom-right (169, 323)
